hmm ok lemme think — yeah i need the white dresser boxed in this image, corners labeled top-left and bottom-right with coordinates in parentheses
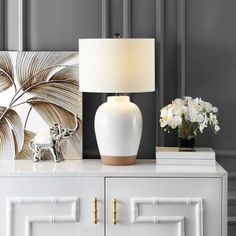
top-left (0, 160), bottom-right (227, 236)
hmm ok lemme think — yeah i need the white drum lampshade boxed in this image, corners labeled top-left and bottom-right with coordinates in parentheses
top-left (79, 38), bottom-right (155, 165)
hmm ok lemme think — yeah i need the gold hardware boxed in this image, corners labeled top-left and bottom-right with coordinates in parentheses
top-left (93, 197), bottom-right (98, 224)
top-left (112, 198), bottom-right (117, 224)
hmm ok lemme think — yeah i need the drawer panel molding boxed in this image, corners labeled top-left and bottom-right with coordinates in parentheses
top-left (6, 196), bottom-right (80, 236)
top-left (131, 197), bottom-right (203, 236)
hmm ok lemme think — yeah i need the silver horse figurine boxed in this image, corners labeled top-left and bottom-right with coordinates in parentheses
top-left (29, 116), bottom-right (80, 162)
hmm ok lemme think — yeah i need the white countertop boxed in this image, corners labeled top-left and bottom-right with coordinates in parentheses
top-left (0, 160), bottom-right (227, 177)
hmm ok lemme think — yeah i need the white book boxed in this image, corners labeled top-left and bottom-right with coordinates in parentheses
top-left (156, 147), bottom-right (215, 160)
top-left (156, 158), bottom-right (216, 166)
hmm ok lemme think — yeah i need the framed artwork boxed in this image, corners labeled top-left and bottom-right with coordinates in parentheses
top-left (0, 51), bottom-right (82, 160)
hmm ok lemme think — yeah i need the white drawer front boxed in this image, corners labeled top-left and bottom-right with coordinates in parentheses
top-left (0, 177), bottom-right (104, 236)
top-left (106, 177), bottom-right (222, 236)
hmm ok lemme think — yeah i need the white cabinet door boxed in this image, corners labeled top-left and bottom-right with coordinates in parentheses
top-left (106, 177), bottom-right (222, 236)
top-left (0, 177), bottom-right (104, 236)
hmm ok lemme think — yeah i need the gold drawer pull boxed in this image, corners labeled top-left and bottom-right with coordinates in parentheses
top-left (93, 197), bottom-right (98, 224)
top-left (112, 198), bottom-right (117, 225)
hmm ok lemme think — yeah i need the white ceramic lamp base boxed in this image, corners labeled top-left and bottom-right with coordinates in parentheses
top-left (95, 96), bottom-right (142, 165)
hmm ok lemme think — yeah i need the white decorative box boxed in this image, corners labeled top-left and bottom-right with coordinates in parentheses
top-left (156, 147), bottom-right (216, 165)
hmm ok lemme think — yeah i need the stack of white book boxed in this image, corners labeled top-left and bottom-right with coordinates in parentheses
top-left (156, 147), bottom-right (216, 165)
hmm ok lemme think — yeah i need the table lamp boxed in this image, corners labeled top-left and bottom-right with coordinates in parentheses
top-left (79, 37), bottom-right (155, 165)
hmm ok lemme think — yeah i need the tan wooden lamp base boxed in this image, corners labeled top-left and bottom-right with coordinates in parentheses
top-left (101, 155), bottom-right (136, 166)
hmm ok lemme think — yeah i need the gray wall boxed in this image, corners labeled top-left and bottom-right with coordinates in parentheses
top-left (0, 0), bottom-right (236, 234)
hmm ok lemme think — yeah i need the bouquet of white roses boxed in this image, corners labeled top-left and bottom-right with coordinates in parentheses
top-left (159, 97), bottom-right (220, 139)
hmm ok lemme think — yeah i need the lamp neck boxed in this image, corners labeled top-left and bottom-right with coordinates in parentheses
top-left (115, 93), bottom-right (122, 96)
top-left (107, 96), bottom-right (130, 103)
